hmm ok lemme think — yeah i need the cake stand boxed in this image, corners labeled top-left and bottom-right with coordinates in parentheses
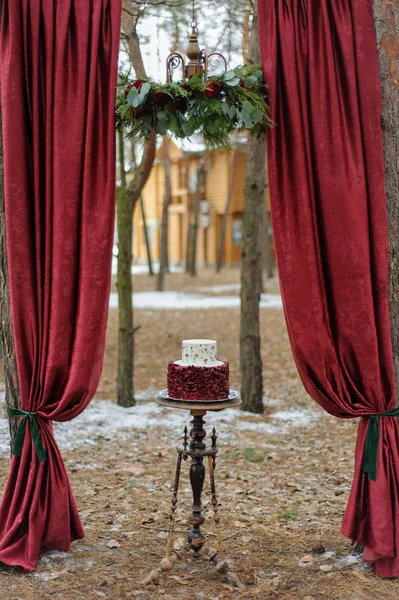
top-left (141, 389), bottom-right (243, 588)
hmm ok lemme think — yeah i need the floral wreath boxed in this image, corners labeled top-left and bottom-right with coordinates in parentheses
top-left (116, 64), bottom-right (272, 148)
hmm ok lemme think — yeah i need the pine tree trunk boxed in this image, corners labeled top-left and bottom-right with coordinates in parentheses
top-left (240, 9), bottom-right (264, 414)
top-left (157, 138), bottom-right (172, 291)
top-left (140, 195), bottom-right (154, 276)
top-left (372, 1), bottom-right (399, 397)
top-left (116, 129), bottom-right (135, 407)
top-left (0, 13), bottom-right (21, 449)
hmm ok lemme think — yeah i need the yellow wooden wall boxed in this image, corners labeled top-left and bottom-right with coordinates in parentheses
top-left (133, 139), bottom-right (270, 267)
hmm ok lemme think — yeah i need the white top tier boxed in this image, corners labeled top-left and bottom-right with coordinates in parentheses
top-left (181, 339), bottom-right (218, 366)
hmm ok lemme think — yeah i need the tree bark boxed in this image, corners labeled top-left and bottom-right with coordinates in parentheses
top-left (157, 138), bottom-right (172, 291)
top-left (216, 150), bottom-right (235, 272)
top-left (190, 163), bottom-right (204, 277)
top-left (262, 199), bottom-right (274, 280)
top-left (0, 6), bottom-right (21, 450)
top-left (116, 2), bottom-right (156, 405)
top-left (140, 194), bottom-right (154, 276)
top-left (117, 129), bottom-right (135, 407)
top-left (240, 8), bottom-right (264, 414)
top-left (372, 1), bottom-right (399, 397)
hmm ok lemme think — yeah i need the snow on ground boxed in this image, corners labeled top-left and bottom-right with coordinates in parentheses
top-left (111, 258), bottom-right (184, 275)
top-left (0, 389), bottom-right (318, 458)
top-left (109, 291), bottom-right (283, 310)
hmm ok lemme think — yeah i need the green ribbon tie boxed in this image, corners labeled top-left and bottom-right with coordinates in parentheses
top-left (7, 407), bottom-right (47, 462)
top-left (362, 407), bottom-right (399, 481)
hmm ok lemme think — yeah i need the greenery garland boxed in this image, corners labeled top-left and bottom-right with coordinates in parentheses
top-left (116, 64), bottom-right (272, 148)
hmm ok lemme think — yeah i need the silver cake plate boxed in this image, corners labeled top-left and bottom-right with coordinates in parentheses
top-left (156, 389), bottom-right (241, 412)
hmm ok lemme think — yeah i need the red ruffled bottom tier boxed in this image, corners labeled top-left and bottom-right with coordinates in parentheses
top-left (167, 361), bottom-right (230, 401)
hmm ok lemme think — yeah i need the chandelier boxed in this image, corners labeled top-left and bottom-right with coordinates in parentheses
top-left (166, 2), bottom-right (227, 83)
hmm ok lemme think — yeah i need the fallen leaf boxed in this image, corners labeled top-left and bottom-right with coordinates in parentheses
top-left (107, 540), bottom-right (120, 548)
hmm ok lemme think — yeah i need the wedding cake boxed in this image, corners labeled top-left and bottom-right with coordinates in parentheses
top-left (167, 339), bottom-right (229, 401)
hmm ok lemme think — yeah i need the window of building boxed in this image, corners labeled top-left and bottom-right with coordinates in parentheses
top-left (232, 219), bottom-right (243, 246)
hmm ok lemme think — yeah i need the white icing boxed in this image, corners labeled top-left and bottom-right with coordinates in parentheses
top-left (180, 339), bottom-right (221, 367)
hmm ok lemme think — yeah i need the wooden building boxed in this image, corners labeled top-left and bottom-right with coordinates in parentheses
top-left (133, 138), bottom-right (271, 268)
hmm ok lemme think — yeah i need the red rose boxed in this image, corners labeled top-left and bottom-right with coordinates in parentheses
top-left (125, 80), bottom-right (147, 96)
top-left (154, 91), bottom-right (169, 107)
top-left (180, 83), bottom-right (192, 93)
top-left (172, 97), bottom-right (187, 111)
top-left (239, 79), bottom-right (245, 88)
top-left (204, 81), bottom-right (221, 99)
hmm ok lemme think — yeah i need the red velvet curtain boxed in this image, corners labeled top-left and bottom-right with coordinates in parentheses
top-left (258, 0), bottom-right (399, 578)
top-left (0, 0), bottom-right (121, 571)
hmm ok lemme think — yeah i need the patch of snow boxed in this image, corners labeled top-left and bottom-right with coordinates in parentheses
top-left (109, 291), bottom-right (282, 310)
top-left (111, 258), bottom-right (184, 275)
top-left (321, 551), bottom-right (336, 559)
top-left (0, 392), bottom-right (319, 457)
top-left (199, 284), bottom-right (241, 293)
top-left (270, 409), bottom-right (317, 427)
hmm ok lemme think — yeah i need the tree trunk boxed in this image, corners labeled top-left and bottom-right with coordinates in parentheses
top-left (372, 1), bottom-right (399, 398)
top-left (117, 3), bottom-right (156, 405)
top-left (116, 129), bottom-right (135, 407)
top-left (0, 37), bottom-right (20, 450)
top-left (157, 138), bottom-right (172, 291)
top-left (190, 163), bottom-right (204, 277)
top-left (262, 199), bottom-right (274, 280)
top-left (240, 8), bottom-right (265, 414)
top-left (140, 195), bottom-right (154, 276)
top-left (216, 150), bottom-right (235, 272)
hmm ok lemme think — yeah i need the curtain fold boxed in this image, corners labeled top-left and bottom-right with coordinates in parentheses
top-left (258, 0), bottom-right (399, 577)
top-left (0, 0), bottom-right (121, 571)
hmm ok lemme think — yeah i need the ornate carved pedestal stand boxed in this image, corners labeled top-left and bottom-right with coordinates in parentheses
top-left (142, 390), bottom-right (243, 588)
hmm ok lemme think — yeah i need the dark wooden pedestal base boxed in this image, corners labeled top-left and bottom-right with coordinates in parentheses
top-left (142, 405), bottom-right (243, 588)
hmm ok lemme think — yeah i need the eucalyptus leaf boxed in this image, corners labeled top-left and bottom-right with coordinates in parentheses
top-left (244, 77), bottom-right (257, 88)
top-left (157, 110), bottom-right (169, 121)
top-left (241, 101), bottom-right (253, 116)
top-left (127, 87), bottom-right (138, 105)
top-left (228, 105), bottom-right (237, 119)
top-left (139, 82), bottom-right (151, 97)
top-left (156, 122), bottom-right (168, 135)
top-left (225, 78), bottom-right (240, 87)
top-left (242, 112), bottom-right (253, 128)
top-left (251, 108), bottom-right (264, 124)
top-left (224, 70), bottom-right (236, 81)
top-left (221, 102), bottom-right (230, 115)
top-left (131, 95), bottom-right (141, 108)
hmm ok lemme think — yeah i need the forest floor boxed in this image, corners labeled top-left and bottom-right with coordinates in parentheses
top-left (1, 268), bottom-right (399, 600)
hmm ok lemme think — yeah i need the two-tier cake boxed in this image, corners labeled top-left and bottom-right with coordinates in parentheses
top-left (167, 339), bottom-right (229, 401)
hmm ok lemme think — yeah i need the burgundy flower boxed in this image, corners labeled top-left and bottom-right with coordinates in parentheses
top-left (204, 81), bottom-right (221, 99)
top-left (180, 83), bottom-right (192, 93)
top-left (171, 97), bottom-right (187, 111)
top-left (154, 91), bottom-right (169, 107)
top-left (239, 79), bottom-right (245, 88)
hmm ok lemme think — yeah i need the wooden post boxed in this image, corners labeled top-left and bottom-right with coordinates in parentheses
top-left (372, 1), bottom-right (399, 396)
top-left (157, 137), bottom-right (172, 291)
top-left (140, 195), bottom-right (154, 276)
top-left (216, 150), bottom-right (236, 272)
top-left (190, 162), bottom-right (204, 276)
